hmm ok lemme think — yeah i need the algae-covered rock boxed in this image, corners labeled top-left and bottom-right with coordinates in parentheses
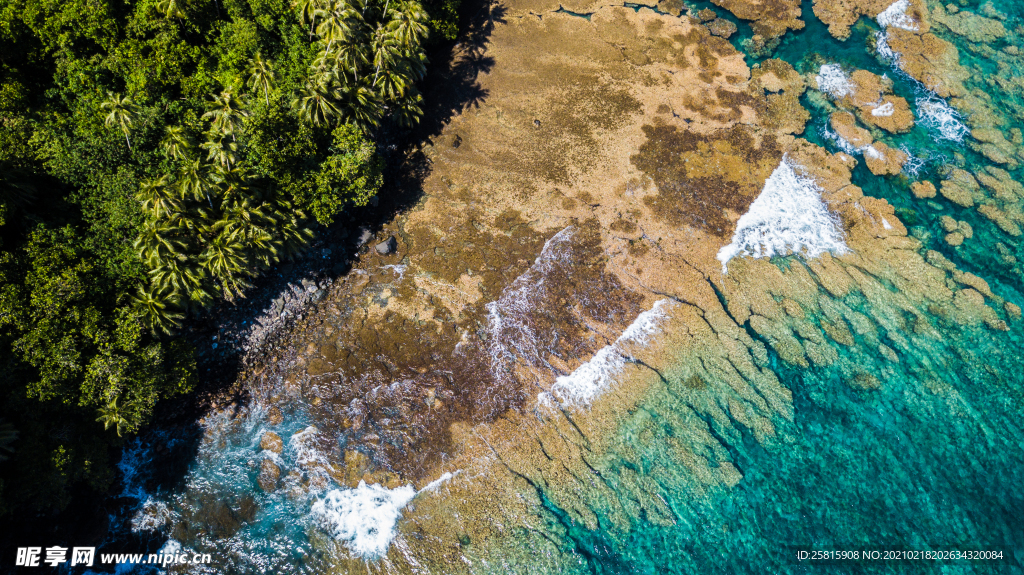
top-left (258, 458), bottom-right (281, 492)
top-left (711, 0), bottom-right (803, 38)
top-left (911, 181), bottom-right (937, 198)
top-left (862, 141), bottom-right (907, 176)
top-left (939, 169), bottom-right (982, 207)
top-left (812, 0), bottom-right (891, 40)
top-left (260, 431), bottom-right (284, 453)
top-left (707, 17), bottom-right (738, 38)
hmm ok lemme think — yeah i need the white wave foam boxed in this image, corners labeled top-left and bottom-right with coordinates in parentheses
top-left (821, 126), bottom-right (859, 156)
top-left (717, 157), bottom-right (849, 273)
top-left (875, 31), bottom-right (898, 65)
top-left (872, 102), bottom-right (895, 117)
top-left (900, 144), bottom-right (926, 177)
top-left (877, 0), bottom-right (919, 31)
top-left (485, 226), bottom-right (576, 379)
top-left (382, 264), bottom-right (408, 281)
top-left (420, 471), bottom-right (457, 492)
top-left (312, 481), bottom-right (418, 558)
top-left (863, 144), bottom-right (883, 160)
top-left (540, 299), bottom-right (673, 408)
top-left (916, 94), bottom-right (969, 142)
top-left (816, 64), bottom-right (853, 99)
top-left (287, 426), bottom-right (333, 492)
top-left (130, 498), bottom-right (176, 533)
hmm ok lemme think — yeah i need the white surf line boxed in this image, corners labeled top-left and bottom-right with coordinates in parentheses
top-left (311, 471), bottom-right (459, 559)
top-left (717, 156), bottom-right (849, 273)
top-left (538, 299), bottom-right (674, 408)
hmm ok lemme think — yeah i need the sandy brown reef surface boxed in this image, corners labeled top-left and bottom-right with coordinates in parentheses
top-left (168, 0), bottom-right (1022, 570)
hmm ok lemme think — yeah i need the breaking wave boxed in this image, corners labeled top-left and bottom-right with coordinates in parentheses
top-left (312, 481), bottom-right (418, 558)
top-left (916, 94), bottom-right (970, 142)
top-left (539, 299), bottom-right (673, 408)
top-left (717, 157), bottom-right (849, 273)
top-left (312, 472), bottom-right (456, 559)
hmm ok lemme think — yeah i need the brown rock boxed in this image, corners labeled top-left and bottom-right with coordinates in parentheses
top-left (944, 231), bottom-right (964, 246)
top-left (828, 70), bottom-right (915, 133)
top-left (711, 0), bottom-right (803, 38)
top-left (848, 373), bottom-right (881, 390)
top-left (260, 431), bottom-right (284, 453)
top-left (812, 0), bottom-right (891, 39)
top-left (911, 181), bottom-right (936, 198)
top-left (258, 458), bottom-right (281, 492)
top-left (884, 28), bottom-right (968, 98)
top-left (830, 111), bottom-right (872, 148)
top-left (266, 406), bottom-right (284, 425)
top-left (986, 319), bottom-right (1009, 332)
top-left (858, 95), bottom-right (914, 133)
top-left (863, 141), bottom-right (907, 176)
top-left (707, 18), bottom-right (738, 38)
top-left (1005, 302), bottom-right (1022, 320)
top-left (939, 169), bottom-right (981, 207)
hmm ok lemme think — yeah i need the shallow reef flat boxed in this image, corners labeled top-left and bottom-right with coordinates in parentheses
top-left (126, 0), bottom-right (1024, 572)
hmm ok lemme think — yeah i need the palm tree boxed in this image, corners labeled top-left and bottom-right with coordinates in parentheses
top-left (96, 397), bottom-right (132, 437)
top-left (292, 0), bottom-right (324, 38)
top-left (134, 220), bottom-right (186, 265)
top-left (370, 24), bottom-right (400, 88)
top-left (0, 419), bottom-right (17, 462)
top-left (246, 53), bottom-right (277, 106)
top-left (337, 83), bottom-right (380, 131)
top-left (132, 285), bottom-right (184, 334)
top-left (149, 257), bottom-right (206, 300)
top-left (334, 38), bottom-right (369, 82)
top-left (137, 175), bottom-right (181, 219)
top-left (387, 0), bottom-right (428, 48)
top-left (101, 92), bottom-right (139, 150)
top-left (201, 91), bottom-right (249, 138)
top-left (156, 0), bottom-right (186, 18)
top-left (200, 228), bottom-right (251, 299)
top-left (291, 81), bottom-right (341, 126)
top-left (201, 132), bottom-right (239, 169)
top-left (315, 0), bottom-right (362, 51)
top-left (177, 159), bottom-right (215, 206)
top-left (161, 126), bottom-right (192, 160)
top-left (391, 89), bottom-right (424, 127)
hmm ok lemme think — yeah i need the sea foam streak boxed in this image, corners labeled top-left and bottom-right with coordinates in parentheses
top-left (916, 94), bottom-right (970, 142)
top-left (717, 157), bottom-right (849, 273)
top-left (485, 226), bottom-right (576, 379)
top-left (540, 299), bottom-right (673, 408)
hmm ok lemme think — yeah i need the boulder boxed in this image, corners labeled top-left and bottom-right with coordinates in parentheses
top-left (258, 458), bottom-right (281, 492)
top-left (266, 406), bottom-right (284, 425)
top-left (375, 235), bottom-right (398, 255)
top-left (260, 431), bottom-right (284, 453)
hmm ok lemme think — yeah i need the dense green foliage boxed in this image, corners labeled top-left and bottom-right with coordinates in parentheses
top-left (0, 0), bottom-right (456, 517)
